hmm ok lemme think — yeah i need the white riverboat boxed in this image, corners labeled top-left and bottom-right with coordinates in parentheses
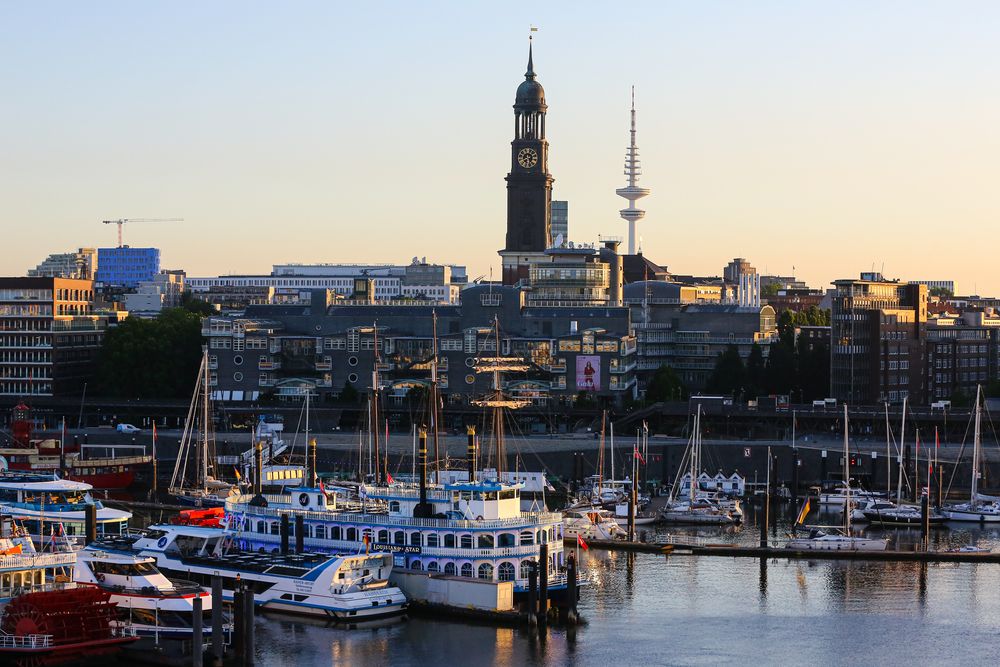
top-left (0, 472), bottom-right (131, 546)
top-left (75, 547), bottom-right (226, 660)
top-left (92, 524), bottom-right (407, 621)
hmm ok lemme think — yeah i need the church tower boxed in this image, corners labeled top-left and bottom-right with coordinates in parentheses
top-left (501, 39), bottom-right (554, 283)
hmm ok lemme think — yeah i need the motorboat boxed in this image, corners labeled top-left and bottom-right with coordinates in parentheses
top-left (93, 524), bottom-right (407, 622)
top-left (562, 508), bottom-right (625, 540)
top-left (863, 503), bottom-right (947, 527)
top-left (75, 548), bottom-right (228, 660)
top-left (0, 472), bottom-right (131, 547)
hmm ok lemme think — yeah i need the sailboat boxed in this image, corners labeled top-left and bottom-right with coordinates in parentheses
top-left (786, 405), bottom-right (888, 551)
top-left (168, 349), bottom-right (237, 507)
top-left (660, 407), bottom-right (737, 525)
top-left (942, 386), bottom-right (1000, 522)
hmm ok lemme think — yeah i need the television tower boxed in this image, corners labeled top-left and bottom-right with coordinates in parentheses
top-left (616, 87), bottom-right (650, 255)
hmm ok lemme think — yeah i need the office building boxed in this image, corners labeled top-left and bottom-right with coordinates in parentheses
top-left (28, 248), bottom-right (97, 280)
top-left (551, 201), bottom-right (568, 244)
top-left (95, 247), bottom-right (161, 288)
top-left (0, 277), bottom-right (105, 396)
top-left (830, 273), bottom-right (927, 404)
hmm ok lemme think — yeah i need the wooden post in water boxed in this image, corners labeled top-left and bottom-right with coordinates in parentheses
top-left (243, 587), bottom-right (255, 666)
top-left (211, 577), bottom-right (224, 667)
top-left (232, 584), bottom-right (244, 663)
top-left (295, 515), bottom-right (305, 553)
top-left (280, 514), bottom-right (289, 555)
top-left (526, 561), bottom-right (538, 627)
top-left (538, 543), bottom-right (549, 625)
top-left (192, 595), bottom-right (204, 667)
top-left (85, 503), bottom-right (97, 544)
top-left (566, 553), bottom-right (578, 625)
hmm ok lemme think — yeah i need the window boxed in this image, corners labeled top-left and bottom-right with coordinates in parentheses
top-left (460, 535), bottom-right (473, 549)
top-left (389, 501), bottom-right (400, 513)
top-left (315, 525), bottom-right (325, 540)
top-left (426, 533), bottom-right (439, 548)
top-left (498, 533), bottom-right (515, 548)
top-left (427, 561), bottom-right (439, 572)
top-left (460, 563), bottom-right (473, 578)
top-left (444, 563), bottom-right (457, 576)
top-left (378, 530), bottom-right (388, 543)
top-left (520, 560), bottom-right (533, 581)
top-left (233, 355), bottom-right (244, 366)
top-left (233, 372), bottom-right (243, 382)
top-left (346, 528), bottom-right (357, 541)
top-left (348, 373), bottom-right (359, 384)
top-left (477, 534), bottom-right (494, 549)
top-left (394, 531), bottom-right (405, 545)
top-left (520, 531), bottom-right (534, 546)
top-left (444, 534), bottom-right (456, 548)
top-left (498, 562), bottom-right (515, 582)
top-left (410, 532), bottom-right (421, 546)
top-left (348, 356), bottom-right (359, 367)
top-left (410, 560), bottom-right (422, 571)
top-left (477, 563), bottom-right (493, 580)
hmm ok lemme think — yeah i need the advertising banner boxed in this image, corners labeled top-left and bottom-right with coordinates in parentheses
top-left (576, 355), bottom-right (600, 392)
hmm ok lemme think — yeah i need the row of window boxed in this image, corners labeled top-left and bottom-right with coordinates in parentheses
top-left (251, 520), bottom-right (555, 547)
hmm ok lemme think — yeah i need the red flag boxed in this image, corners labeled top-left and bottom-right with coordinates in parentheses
top-left (386, 472), bottom-right (394, 485)
top-left (319, 480), bottom-right (326, 494)
top-left (577, 533), bottom-right (589, 551)
top-left (635, 447), bottom-right (645, 465)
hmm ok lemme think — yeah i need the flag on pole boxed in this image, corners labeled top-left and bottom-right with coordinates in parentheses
top-left (233, 467), bottom-right (241, 481)
top-left (386, 472), bottom-right (395, 485)
top-left (577, 533), bottom-right (589, 551)
top-left (319, 480), bottom-right (326, 495)
top-left (794, 498), bottom-right (811, 526)
top-left (635, 446), bottom-right (645, 465)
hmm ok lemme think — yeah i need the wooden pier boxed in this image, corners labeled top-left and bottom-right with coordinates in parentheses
top-left (566, 537), bottom-right (1000, 563)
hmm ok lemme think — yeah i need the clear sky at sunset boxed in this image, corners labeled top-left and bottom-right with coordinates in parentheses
top-left (2, 2), bottom-right (998, 293)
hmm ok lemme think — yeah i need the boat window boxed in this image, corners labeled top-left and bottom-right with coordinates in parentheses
top-left (378, 530), bottom-right (389, 543)
top-left (426, 534), bottom-right (439, 548)
top-left (498, 533), bottom-right (515, 548)
top-left (460, 535), bottom-right (473, 549)
top-left (257, 521), bottom-right (266, 533)
top-left (389, 501), bottom-right (400, 513)
top-left (331, 527), bottom-right (342, 540)
top-left (478, 534), bottom-right (494, 549)
top-left (409, 560), bottom-right (422, 571)
top-left (393, 531), bottom-right (405, 545)
top-left (520, 560), bottom-right (533, 580)
top-left (520, 531), bottom-right (534, 546)
top-left (315, 525), bottom-right (326, 540)
top-left (409, 533), bottom-right (421, 547)
top-left (497, 562), bottom-right (515, 582)
top-left (427, 561), bottom-right (439, 572)
top-left (443, 534), bottom-right (455, 548)
top-left (444, 563), bottom-right (457, 576)
top-left (346, 528), bottom-right (357, 541)
top-left (460, 563), bottom-right (473, 578)
top-left (477, 563), bottom-right (493, 580)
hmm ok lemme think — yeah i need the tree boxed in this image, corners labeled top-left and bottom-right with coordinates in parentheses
top-left (94, 308), bottom-right (204, 398)
top-left (761, 282), bottom-right (781, 297)
top-left (706, 345), bottom-right (746, 399)
top-left (338, 380), bottom-right (360, 404)
top-left (745, 344), bottom-right (766, 399)
top-left (930, 287), bottom-right (954, 298)
top-left (645, 365), bottom-right (687, 402)
top-left (180, 292), bottom-right (216, 316)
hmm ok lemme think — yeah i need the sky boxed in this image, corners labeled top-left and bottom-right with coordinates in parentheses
top-left (2, 2), bottom-right (999, 294)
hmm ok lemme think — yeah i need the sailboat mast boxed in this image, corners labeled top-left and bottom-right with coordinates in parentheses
top-left (690, 407), bottom-right (700, 504)
top-left (494, 318), bottom-right (504, 479)
top-left (896, 396), bottom-right (907, 504)
top-left (972, 385), bottom-right (982, 505)
top-left (372, 323), bottom-right (382, 486)
top-left (610, 422), bottom-right (615, 482)
top-left (884, 403), bottom-right (892, 497)
top-left (598, 411), bottom-right (606, 499)
top-left (843, 404), bottom-right (851, 536)
top-left (201, 346), bottom-right (210, 489)
top-left (431, 310), bottom-right (441, 477)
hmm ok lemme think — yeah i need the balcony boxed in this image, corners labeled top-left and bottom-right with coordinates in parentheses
top-left (609, 361), bottom-right (637, 374)
top-left (315, 362), bottom-right (332, 371)
top-left (258, 361), bottom-right (281, 371)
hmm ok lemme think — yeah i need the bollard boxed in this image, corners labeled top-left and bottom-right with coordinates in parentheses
top-left (538, 543), bottom-right (549, 625)
top-left (243, 587), bottom-right (255, 666)
top-left (85, 504), bottom-right (97, 544)
top-left (211, 577), bottom-right (224, 666)
top-left (192, 595), bottom-right (204, 667)
top-left (232, 586), bottom-right (244, 662)
top-left (280, 514), bottom-right (289, 555)
top-left (526, 561), bottom-right (538, 626)
top-left (295, 515), bottom-right (305, 554)
top-left (566, 554), bottom-right (578, 625)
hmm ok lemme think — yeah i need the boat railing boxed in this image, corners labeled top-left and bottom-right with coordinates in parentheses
top-left (100, 579), bottom-right (205, 597)
top-left (227, 499), bottom-right (561, 530)
top-left (0, 632), bottom-right (53, 649)
top-left (0, 552), bottom-right (77, 571)
top-left (240, 532), bottom-right (546, 558)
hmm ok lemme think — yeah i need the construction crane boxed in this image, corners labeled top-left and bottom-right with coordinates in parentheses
top-left (101, 218), bottom-right (183, 248)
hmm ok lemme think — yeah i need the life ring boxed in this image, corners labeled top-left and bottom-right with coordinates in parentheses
top-left (299, 493), bottom-right (309, 507)
top-left (95, 573), bottom-right (105, 583)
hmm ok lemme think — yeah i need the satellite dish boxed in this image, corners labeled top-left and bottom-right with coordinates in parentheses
top-left (554, 233), bottom-right (564, 248)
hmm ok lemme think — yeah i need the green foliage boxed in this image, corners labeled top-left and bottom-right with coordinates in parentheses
top-left (94, 308), bottom-right (204, 398)
top-left (950, 388), bottom-right (972, 408)
top-left (745, 343), bottom-right (766, 398)
top-left (645, 365), bottom-right (687, 402)
top-left (929, 287), bottom-right (954, 298)
top-left (706, 345), bottom-right (746, 399)
top-left (338, 380), bottom-right (360, 404)
top-left (180, 292), bottom-right (216, 316)
top-left (761, 282), bottom-right (781, 297)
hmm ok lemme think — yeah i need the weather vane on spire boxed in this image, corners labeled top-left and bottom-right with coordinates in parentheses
top-left (529, 25), bottom-right (538, 41)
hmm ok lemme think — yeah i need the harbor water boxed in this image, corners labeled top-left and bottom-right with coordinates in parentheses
top-left (239, 509), bottom-right (1000, 667)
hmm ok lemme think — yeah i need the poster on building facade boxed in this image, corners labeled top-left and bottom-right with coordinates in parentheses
top-left (576, 355), bottom-right (600, 392)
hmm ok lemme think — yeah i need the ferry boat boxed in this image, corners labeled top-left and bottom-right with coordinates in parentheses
top-left (0, 472), bottom-right (131, 546)
top-left (3, 403), bottom-right (151, 490)
top-left (93, 524), bottom-right (407, 621)
top-left (74, 547), bottom-right (225, 662)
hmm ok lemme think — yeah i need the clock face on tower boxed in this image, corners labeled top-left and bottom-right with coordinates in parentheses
top-left (517, 147), bottom-right (538, 169)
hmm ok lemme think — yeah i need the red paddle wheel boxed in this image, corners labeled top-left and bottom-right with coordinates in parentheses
top-left (0, 587), bottom-right (137, 666)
